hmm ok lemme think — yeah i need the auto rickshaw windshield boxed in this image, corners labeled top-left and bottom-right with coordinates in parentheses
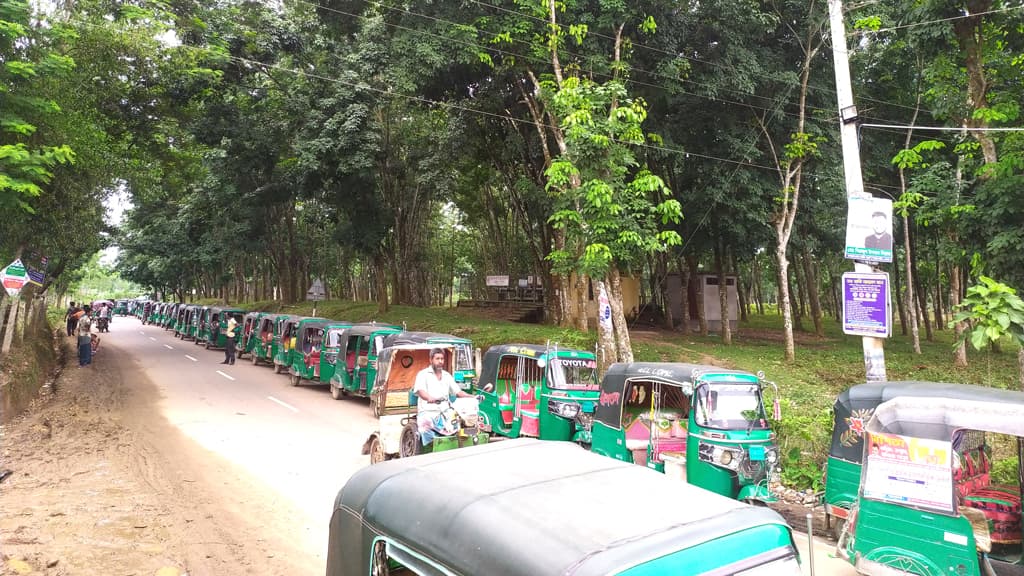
top-left (453, 343), bottom-right (473, 371)
top-left (548, 357), bottom-right (599, 391)
top-left (326, 328), bottom-right (345, 348)
top-left (695, 383), bottom-right (769, 430)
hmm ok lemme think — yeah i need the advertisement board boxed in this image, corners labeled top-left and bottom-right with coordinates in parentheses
top-left (863, 431), bottom-right (953, 513)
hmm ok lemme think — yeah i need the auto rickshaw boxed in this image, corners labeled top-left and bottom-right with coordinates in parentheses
top-left (327, 323), bottom-right (402, 400)
top-left (175, 305), bottom-right (197, 339)
top-left (381, 331), bottom-right (477, 388)
top-left (825, 381), bottom-right (1020, 539)
top-left (589, 363), bottom-right (779, 503)
top-left (113, 300), bottom-right (128, 316)
top-left (146, 302), bottom-right (160, 325)
top-left (361, 344), bottom-right (488, 461)
top-left (237, 311), bottom-right (265, 359)
top-left (196, 306), bottom-right (246, 349)
top-left (328, 440), bottom-right (802, 576)
top-left (273, 316), bottom-right (321, 373)
top-left (475, 343), bottom-right (599, 443)
top-left (251, 314), bottom-right (297, 367)
top-left (288, 321), bottom-right (353, 387)
top-left (839, 395), bottom-right (1024, 576)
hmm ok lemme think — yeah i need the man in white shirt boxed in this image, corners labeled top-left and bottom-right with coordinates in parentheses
top-left (413, 348), bottom-right (473, 443)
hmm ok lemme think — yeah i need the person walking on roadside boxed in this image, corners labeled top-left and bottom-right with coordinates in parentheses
top-left (65, 301), bottom-right (81, 337)
top-left (221, 316), bottom-right (238, 365)
top-left (76, 305), bottom-right (94, 367)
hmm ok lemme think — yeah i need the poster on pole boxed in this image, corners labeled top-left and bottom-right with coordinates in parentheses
top-left (1, 259), bottom-right (28, 296)
top-left (845, 194), bottom-right (894, 263)
top-left (842, 272), bottom-right (890, 338)
top-left (863, 431), bottom-right (953, 513)
top-left (598, 283), bottom-right (612, 331)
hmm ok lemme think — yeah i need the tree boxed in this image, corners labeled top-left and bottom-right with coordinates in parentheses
top-left (952, 276), bottom-right (1024, 389)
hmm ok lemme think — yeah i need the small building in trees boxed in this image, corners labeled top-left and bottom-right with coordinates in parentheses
top-left (665, 273), bottom-right (739, 333)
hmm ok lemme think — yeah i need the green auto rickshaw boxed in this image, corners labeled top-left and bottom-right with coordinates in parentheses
top-left (327, 323), bottom-right (402, 400)
top-left (237, 311), bottom-right (265, 360)
top-left (328, 439), bottom-right (802, 576)
top-left (252, 313), bottom-right (297, 367)
top-left (475, 344), bottom-right (599, 443)
top-left (273, 316), bottom-right (323, 373)
top-left (825, 381), bottom-right (1019, 540)
top-left (839, 395), bottom-right (1024, 576)
top-left (113, 300), bottom-right (128, 316)
top-left (590, 363), bottom-right (780, 503)
top-left (361, 344), bottom-right (488, 461)
top-left (175, 305), bottom-right (198, 340)
top-left (197, 307), bottom-right (246, 349)
top-left (381, 331), bottom-right (477, 388)
top-left (288, 321), bottom-right (353, 387)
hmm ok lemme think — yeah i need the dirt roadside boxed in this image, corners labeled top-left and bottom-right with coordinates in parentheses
top-left (1, 333), bottom-right (317, 576)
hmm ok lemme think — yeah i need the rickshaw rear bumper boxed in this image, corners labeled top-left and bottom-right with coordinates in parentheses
top-left (738, 483), bottom-right (777, 503)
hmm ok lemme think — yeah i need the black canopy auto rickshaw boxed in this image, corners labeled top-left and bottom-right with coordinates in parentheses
top-left (381, 331), bottom-right (477, 388)
top-left (825, 381), bottom-right (1021, 539)
top-left (591, 363), bottom-right (780, 503)
top-left (328, 440), bottom-right (802, 576)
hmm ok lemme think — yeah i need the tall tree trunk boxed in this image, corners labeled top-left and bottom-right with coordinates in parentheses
top-left (677, 256), bottom-right (690, 335)
top-left (916, 274), bottom-right (934, 341)
top-left (594, 278), bottom-right (618, 373)
top-left (733, 253), bottom-right (749, 323)
top-left (659, 254), bottom-right (674, 330)
top-left (752, 252), bottom-right (765, 315)
top-left (951, 262), bottom-right (967, 367)
top-left (776, 245), bottom-right (795, 361)
top-left (375, 255), bottom-right (389, 313)
top-left (801, 248), bottom-right (823, 337)
top-left (1018, 348), bottom-right (1024, 392)
top-left (573, 273), bottom-right (588, 332)
top-left (934, 253), bottom-right (945, 330)
top-left (892, 254), bottom-right (908, 336)
top-left (608, 267), bottom-right (634, 362)
top-left (790, 263), bottom-right (804, 333)
top-left (716, 240), bottom-right (732, 345)
top-left (687, 255), bottom-right (707, 336)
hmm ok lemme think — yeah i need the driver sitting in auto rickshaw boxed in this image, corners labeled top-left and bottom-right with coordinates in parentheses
top-left (413, 348), bottom-right (474, 446)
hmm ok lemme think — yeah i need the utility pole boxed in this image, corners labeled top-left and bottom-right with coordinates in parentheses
top-left (829, 0), bottom-right (887, 382)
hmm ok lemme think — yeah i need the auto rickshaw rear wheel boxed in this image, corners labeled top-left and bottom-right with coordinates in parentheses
top-left (273, 362), bottom-right (282, 374)
top-left (251, 354), bottom-right (259, 366)
top-left (369, 437), bottom-right (386, 464)
top-left (831, 518), bottom-right (846, 542)
top-left (289, 373), bottom-right (300, 386)
top-left (371, 398), bottom-right (381, 418)
top-left (330, 384), bottom-right (343, 400)
top-left (399, 423), bottom-right (421, 458)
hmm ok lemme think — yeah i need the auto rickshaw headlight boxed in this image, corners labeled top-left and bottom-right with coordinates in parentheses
top-left (766, 448), bottom-right (778, 464)
top-left (548, 400), bottom-right (581, 419)
top-left (718, 449), bottom-right (733, 466)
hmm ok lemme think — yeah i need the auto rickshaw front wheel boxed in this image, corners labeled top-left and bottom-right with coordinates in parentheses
top-left (273, 363), bottom-right (283, 374)
top-left (289, 373), bottom-right (301, 386)
top-left (371, 398), bottom-right (382, 417)
top-left (369, 437), bottom-right (387, 464)
top-left (399, 423), bottom-right (421, 458)
top-left (251, 354), bottom-right (259, 366)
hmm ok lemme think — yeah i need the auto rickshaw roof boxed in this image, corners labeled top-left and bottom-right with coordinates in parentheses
top-left (342, 323), bottom-right (402, 337)
top-left (244, 311), bottom-right (265, 319)
top-left (829, 381), bottom-right (1024, 462)
top-left (298, 319), bottom-right (330, 332)
top-left (382, 331), bottom-right (471, 347)
top-left (483, 343), bottom-right (593, 360)
top-left (601, 363), bottom-right (754, 388)
top-left (328, 440), bottom-right (790, 576)
top-left (866, 395), bottom-right (1024, 441)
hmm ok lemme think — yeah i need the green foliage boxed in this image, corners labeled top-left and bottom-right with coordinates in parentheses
top-left (951, 276), bottom-right (1024, 351)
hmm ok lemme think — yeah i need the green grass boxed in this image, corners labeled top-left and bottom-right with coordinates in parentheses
top-left (198, 298), bottom-right (1024, 489)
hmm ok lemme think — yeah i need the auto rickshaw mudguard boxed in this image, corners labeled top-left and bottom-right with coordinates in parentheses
top-left (572, 429), bottom-right (592, 445)
top-left (738, 483), bottom-right (776, 504)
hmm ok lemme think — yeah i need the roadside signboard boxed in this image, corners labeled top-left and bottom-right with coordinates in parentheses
top-left (1, 259), bottom-right (28, 296)
top-left (845, 194), bottom-right (893, 263)
top-left (485, 275), bottom-right (509, 287)
top-left (842, 272), bottom-right (890, 338)
top-left (306, 278), bottom-right (326, 301)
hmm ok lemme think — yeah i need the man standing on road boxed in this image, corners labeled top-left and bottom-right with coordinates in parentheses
top-left (76, 306), bottom-right (93, 367)
top-left (64, 301), bottom-right (80, 337)
top-left (413, 348), bottom-right (473, 445)
top-left (221, 316), bottom-right (238, 365)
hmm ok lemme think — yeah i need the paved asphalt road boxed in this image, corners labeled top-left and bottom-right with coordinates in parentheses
top-left (112, 316), bottom-right (857, 575)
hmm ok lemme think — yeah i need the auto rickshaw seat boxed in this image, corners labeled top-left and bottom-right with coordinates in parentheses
top-left (957, 447), bottom-right (1022, 544)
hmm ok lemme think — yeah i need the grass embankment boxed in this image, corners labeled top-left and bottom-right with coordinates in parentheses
top-left (0, 306), bottom-right (60, 423)
top-left (203, 298), bottom-right (1023, 489)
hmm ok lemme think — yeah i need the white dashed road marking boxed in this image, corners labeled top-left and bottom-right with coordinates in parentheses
top-left (267, 396), bottom-right (299, 413)
top-left (164, 344), bottom-right (174, 350)
top-left (185, 355), bottom-right (198, 362)
top-left (149, 337), bottom-right (156, 341)
top-left (216, 370), bottom-right (235, 381)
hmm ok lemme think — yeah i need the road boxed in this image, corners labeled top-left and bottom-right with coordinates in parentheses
top-left (114, 316), bottom-right (856, 575)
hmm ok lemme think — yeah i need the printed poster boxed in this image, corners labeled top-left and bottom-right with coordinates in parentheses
top-left (863, 431), bottom-right (953, 513)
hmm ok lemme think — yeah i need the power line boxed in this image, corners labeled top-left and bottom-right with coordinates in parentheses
top-left (856, 5), bottom-right (1024, 35)
top-left (861, 123), bottom-right (1024, 133)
